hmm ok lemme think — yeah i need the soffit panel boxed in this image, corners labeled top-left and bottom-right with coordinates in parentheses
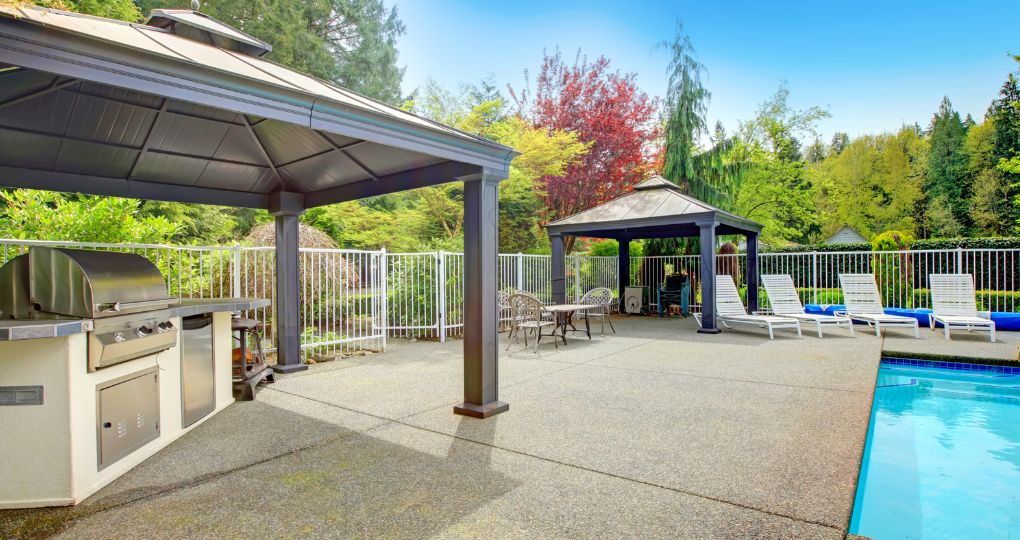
top-left (253, 120), bottom-right (333, 166)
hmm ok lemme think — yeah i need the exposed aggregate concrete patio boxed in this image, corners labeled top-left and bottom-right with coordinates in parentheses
top-left (2, 316), bottom-right (1017, 539)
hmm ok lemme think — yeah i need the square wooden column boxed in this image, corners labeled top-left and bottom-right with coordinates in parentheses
top-left (270, 192), bottom-right (308, 373)
top-left (697, 220), bottom-right (720, 333)
top-left (550, 233), bottom-right (566, 304)
top-left (455, 169), bottom-right (508, 418)
top-left (618, 238), bottom-right (630, 306)
top-left (745, 231), bottom-right (759, 313)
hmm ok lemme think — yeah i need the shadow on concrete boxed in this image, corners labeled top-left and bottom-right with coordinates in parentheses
top-left (1, 398), bottom-right (516, 539)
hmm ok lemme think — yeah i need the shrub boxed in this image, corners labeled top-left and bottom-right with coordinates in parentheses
top-left (872, 231), bottom-right (913, 308)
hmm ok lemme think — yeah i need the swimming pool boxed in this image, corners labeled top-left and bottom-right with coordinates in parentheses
top-left (850, 358), bottom-right (1020, 539)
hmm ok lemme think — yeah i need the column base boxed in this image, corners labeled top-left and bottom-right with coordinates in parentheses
top-left (272, 362), bottom-right (309, 374)
top-left (697, 327), bottom-right (722, 334)
top-left (454, 401), bottom-right (509, 419)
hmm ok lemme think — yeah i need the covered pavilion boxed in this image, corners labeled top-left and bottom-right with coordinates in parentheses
top-left (545, 176), bottom-right (764, 332)
top-left (0, 5), bottom-right (516, 417)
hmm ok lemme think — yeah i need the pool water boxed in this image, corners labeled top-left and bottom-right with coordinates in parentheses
top-left (850, 360), bottom-right (1020, 539)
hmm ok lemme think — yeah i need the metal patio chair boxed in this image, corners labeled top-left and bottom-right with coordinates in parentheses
top-left (578, 287), bottom-right (616, 336)
top-left (506, 293), bottom-right (557, 351)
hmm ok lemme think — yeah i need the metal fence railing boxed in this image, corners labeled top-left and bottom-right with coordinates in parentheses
top-left (2, 240), bottom-right (1018, 350)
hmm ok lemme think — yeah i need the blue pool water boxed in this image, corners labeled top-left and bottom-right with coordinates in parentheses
top-left (850, 359), bottom-right (1020, 539)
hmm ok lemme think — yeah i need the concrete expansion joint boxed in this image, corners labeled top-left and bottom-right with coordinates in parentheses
top-left (394, 415), bottom-right (846, 534)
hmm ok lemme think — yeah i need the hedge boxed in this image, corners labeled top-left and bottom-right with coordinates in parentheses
top-left (762, 237), bottom-right (1020, 254)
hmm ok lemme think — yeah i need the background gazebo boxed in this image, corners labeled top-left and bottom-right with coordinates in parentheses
top-left (545, 176), bottom-right (764, 333)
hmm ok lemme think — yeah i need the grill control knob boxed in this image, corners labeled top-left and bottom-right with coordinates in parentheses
top-left (113, 331), bottom-right (127, 343)
top-left (136, 325), bottom-right (153, 337)
top-left (163, 320), bottom-right (174, 330)
top-left (156, 322), bottom-right (167, 333)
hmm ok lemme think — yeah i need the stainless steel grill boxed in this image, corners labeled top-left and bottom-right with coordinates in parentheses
top-left (0, 247), bottom-right (179, 371)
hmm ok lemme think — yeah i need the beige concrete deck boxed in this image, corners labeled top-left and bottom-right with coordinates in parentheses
top-left (2, 316), bottom-right (1017, 539)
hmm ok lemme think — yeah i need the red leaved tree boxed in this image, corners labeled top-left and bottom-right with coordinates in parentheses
top-left (511, 50), bottom-right (660, 251)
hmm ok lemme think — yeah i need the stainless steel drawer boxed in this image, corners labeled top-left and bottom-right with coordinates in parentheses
top-left (97, 369), bottom-right (159, 469)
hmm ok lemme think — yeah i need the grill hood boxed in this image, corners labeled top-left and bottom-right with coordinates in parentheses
top-left (1, 247), bottom-right (177, 319)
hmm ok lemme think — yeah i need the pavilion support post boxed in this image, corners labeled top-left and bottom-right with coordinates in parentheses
top-left (270, 192), bottom-right (308, 373)
top-left (551, 233), bottom-right (566, 304)
top-left (454, 169), bottom-right (508, 419)
top-left (697, 220), bottom-right (720, 334)
top-left (618, 238), bottom-right (630, 308)
top-left (746, 232), bottom-right (760, 313)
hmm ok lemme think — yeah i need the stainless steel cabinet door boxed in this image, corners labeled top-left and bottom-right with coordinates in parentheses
top-left (98, 369), bottom-right (159, 469)
top-left (181, 316), bottom-right (215, 427)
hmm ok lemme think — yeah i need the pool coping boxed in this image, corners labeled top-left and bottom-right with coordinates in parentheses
top-left (881, 349), bottom-right (1020, 368)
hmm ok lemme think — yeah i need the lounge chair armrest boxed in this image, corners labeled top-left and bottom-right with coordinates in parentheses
top-left (979, 311), bottom-right (992, 320)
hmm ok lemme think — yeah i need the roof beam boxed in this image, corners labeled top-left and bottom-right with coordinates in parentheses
top-left (304, 160), bottom-right (479, 208)
top-left (0, 124), bottom-right (270, 169)
top-left (0, 165), bottom-right (269, 208)
top-left (316, 131), bottom-right (378, 181)
top-left (240, 114), bottom-right (287, 190)
top-left (0, 76), bottom-right (77, 109)
top-left (274, 140), bottom-right (365, 169)
top-left (127, 98), bottom-right (169, 180)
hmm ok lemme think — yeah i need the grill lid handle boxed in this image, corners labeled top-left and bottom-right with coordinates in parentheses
top-left (96, 298), bottom-right (180, 313)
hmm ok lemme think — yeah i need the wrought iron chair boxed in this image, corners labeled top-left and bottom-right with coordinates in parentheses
top-left (578, 287), bottom-right (616, 335)
top-left (497, 290), bottom-right (512, 332)
top-left (506, 293), bottom-right (558, 350)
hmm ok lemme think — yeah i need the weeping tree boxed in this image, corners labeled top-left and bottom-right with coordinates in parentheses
top-left (645, 21), bottom-right (747, 264)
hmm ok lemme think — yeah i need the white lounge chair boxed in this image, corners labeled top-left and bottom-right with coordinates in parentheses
top-left (761, 274), bottom-right (854, 338)
top-left (929, 274), bottom-right (995, 342)
top-left (837, 274), bottom-right (920, 337)
top-left (695, 275), bottom-right (801, 339)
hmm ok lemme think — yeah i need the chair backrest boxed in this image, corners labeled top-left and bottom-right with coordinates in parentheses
top-left (497, 290), bottom-right (511, 309)
top-left (580, 287), bottom-right (613, 308)
top-left (838, 274), bottom-right (885, 314)
top-left (714, 275), bottom-right (748, 317)
top-left (508, 293), bottom-right (544, 323)
top-left (930, 274), bottom-right (979, 316)
top-left (663, 273), bottom-right (687, 291)
top-left (760, 274), bottom-right (805, 315)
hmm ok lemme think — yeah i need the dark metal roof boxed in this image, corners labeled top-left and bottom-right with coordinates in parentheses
top-left (0, 6), bottom-right (517, 210)
top-left (145, 9), bottom-right (272, 57)
top-left (545, 175), bottom-right (763, 239)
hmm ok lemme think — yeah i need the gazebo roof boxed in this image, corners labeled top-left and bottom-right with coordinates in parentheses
top-left (0, 6), bottom-right (516, 209)
top-left (545, 175), bottom-right (762, 239)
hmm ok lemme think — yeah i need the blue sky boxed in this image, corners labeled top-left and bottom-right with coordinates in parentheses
top-left (393, 0), bottom-right (1019, 144)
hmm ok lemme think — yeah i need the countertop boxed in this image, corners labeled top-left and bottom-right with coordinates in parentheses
top-left (0, 298), bottom-right (270, 341)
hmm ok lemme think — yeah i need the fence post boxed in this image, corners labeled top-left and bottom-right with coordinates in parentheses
top-left (956, 246), bottom-right (963, 274)
top-left (231, 244), bottom-right (242, 298)
top-left (573, 254), bottom-right (581, 303)
top-left (437, 251), bottom-right (446, 342)
top-left (811, 251), bottom-right (818, 305)
top-left (516, 253), bottom-right (523, 292)
top-left (380, 247), bottom-right (388, 350)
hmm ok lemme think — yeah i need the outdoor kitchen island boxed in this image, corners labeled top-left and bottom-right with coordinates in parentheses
top-left (0, 283), bottom-right (268, 508)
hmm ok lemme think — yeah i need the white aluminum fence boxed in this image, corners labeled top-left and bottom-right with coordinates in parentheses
top-left (2, 239), bottom-right (1018, 349)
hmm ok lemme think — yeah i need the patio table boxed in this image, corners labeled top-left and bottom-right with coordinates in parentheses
top-left (544, 303), bottom-right (596, 344)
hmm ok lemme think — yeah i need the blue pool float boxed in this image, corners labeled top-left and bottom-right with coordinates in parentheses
top-left (804, 304), bottom-right (1020, 331)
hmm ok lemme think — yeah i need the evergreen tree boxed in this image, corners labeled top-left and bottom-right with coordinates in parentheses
top-left (805, 138), bottom-right (827, 163)
top-left (829, 132), bottom-right (849, 156)
top-left (135, 0), bottom-right (406, 104)
top-left (989, 68), bottom-right (1020, 227)
top-left (926, 97), bottom-right (971, 234)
